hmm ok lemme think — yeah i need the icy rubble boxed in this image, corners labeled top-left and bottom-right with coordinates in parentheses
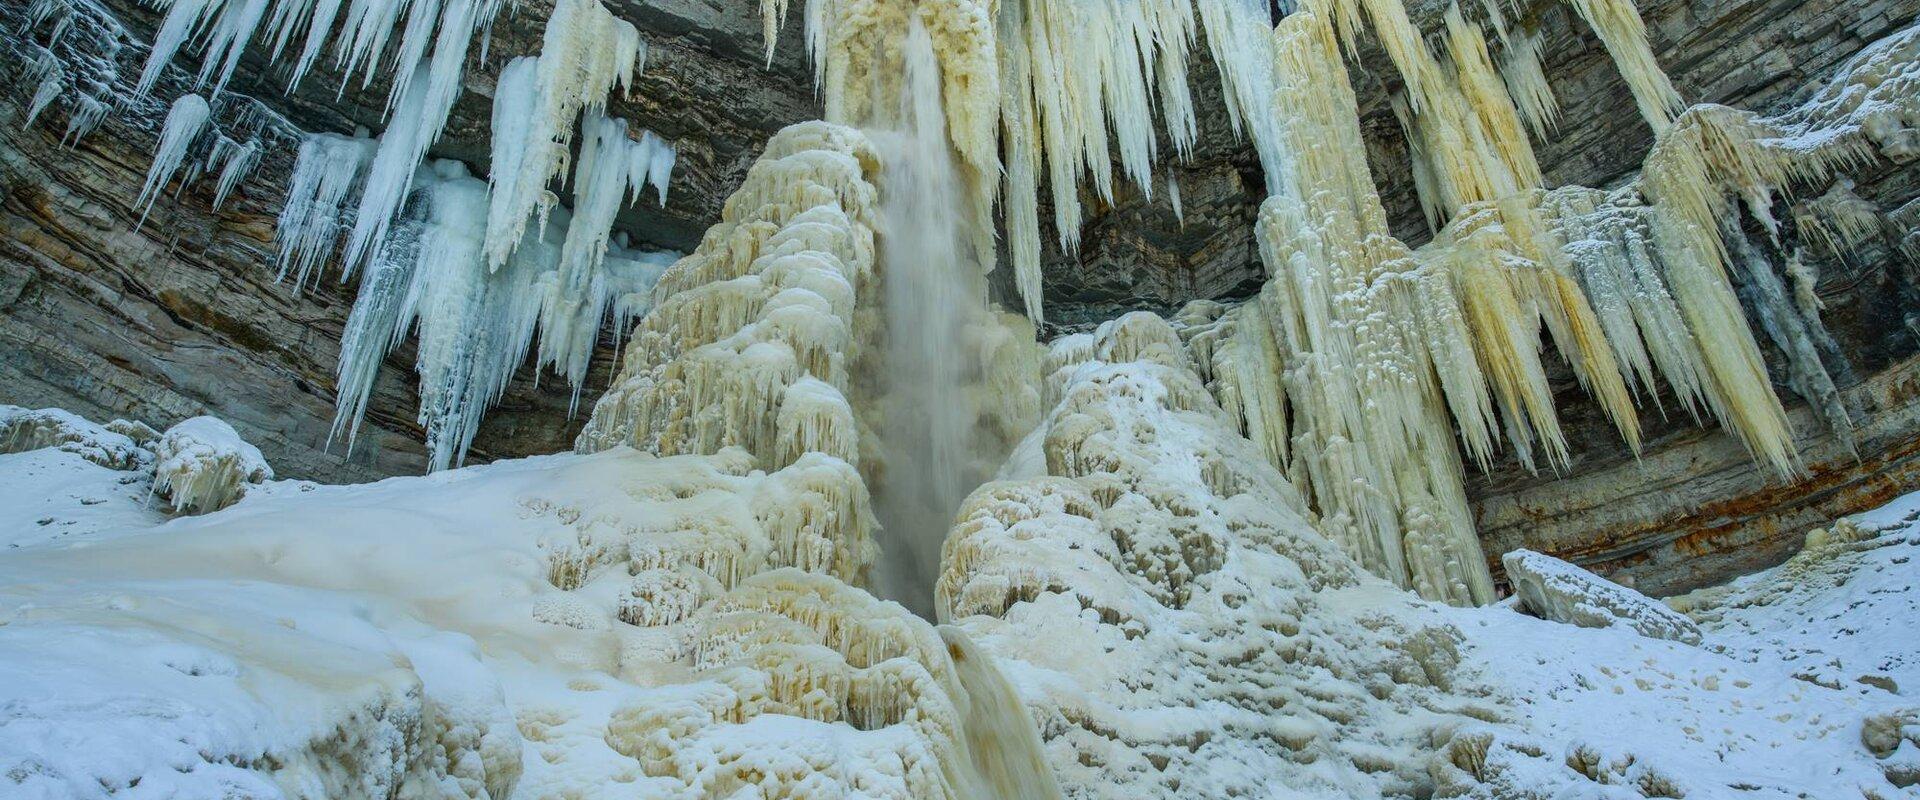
top-left (3, 407), bottom-right (271, 518)
top-left (150, 415), bottom-right (273, 515)
top-left (1501, 549), bottom-right (1702, 645)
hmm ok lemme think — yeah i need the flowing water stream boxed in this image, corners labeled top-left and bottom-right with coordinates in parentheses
top-left (869, 17), bottom-right (989, 620)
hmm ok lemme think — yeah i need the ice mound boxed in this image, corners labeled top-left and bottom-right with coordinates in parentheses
top-left (151, 415), bottom-right (273, 514)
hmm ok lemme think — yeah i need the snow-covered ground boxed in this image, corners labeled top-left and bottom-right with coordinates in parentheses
top-left (0, 408), bottom-right (1914, 798)
top-left (1444, 498), bottom-right (1920, 798)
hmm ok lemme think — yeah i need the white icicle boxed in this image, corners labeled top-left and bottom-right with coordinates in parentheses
top-left (205, 136), bottom-right (260, 209)
top-left (24, 49), bottom-right (63, 129)
top-left (480, 0), bottom-right (642, 270)
top-left (135, 93), bottom-right (212, 227)
top-left (276, 130), bottom-right (377, 287)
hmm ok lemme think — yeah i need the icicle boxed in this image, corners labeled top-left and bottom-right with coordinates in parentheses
top-left (538, 113), bottom-right (678, 392)
top-left (1563, 0), bottom-right (1685, 131)
top-left (1168, 174), bottom-right (1185, 226)
top-left (62, 95), bottom-right (108, 144)
top-left (24, 0), bottom-right (73, 42)
top-left (481, 0), bottom-right (642, 270)
top-left (327, 130), bottom-right (675, 468)
top-left (340, 60), bottom-right (450, 276)
top-left (23, 48), bottom-right (63, 129)
top-left (205, 136), bottom-right (260, 209)
top-left (1720, 219), bottom-right (1856, 458)
top-left (1499, 29), bottom-right (1560, 136)
top-left (135, 94), bottom-right (211, 227)
top-left (276, 131), bottom-right (377, 288)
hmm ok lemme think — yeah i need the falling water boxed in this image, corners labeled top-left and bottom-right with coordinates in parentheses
top-left (940, 626), bottom-right (1067, 800)
top-left (868, 17), bottom-right (989, 619)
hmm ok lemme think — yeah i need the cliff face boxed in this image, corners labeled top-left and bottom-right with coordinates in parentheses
top-left (0, 0), bottom-right (822, 479)
top-left (1, 0), bottom-right (1916, 591)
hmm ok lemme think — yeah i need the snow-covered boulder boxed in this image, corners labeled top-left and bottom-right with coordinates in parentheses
top-left (1502, 549), bottom-right (1702, 645)
top-left (151, 416), bottom-right (273, 514)
top-left (0, 405), bottom-right (151, 470)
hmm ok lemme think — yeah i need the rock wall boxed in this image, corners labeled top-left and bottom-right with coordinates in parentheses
top-left (0, 0), bottom-right (821, 481)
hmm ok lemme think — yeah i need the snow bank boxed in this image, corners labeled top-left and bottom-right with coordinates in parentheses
top-left (0, 417), bottom-right (1062, 798)
top-left (1502, 548), bottom-right (1703, 644)
top-left (151, 416), bottom-right (272, 514)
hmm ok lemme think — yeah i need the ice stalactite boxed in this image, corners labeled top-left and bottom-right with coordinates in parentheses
top-left (1498, 29), bottom-right (1559, 137)
top-left (8, 0), bottom-right (126, 145)
top-left (1563, 0), bottom-right (1685, 131)
top-left (537, 113), bottom-right (674, 395)
top-left (482, 0), bottom-right (644, 270)
top-left (125, 0), bottom-right (513, 267)
top-left (1180, 2), bottom-right (1909, 603)
top-left (1721, 218), bottom-right (1858, 458)
top-left (275, 130), bottom-right (378, 288)
top-left (203, 134), bottom-right (258, 209)
top-left (134, 92), bottom-right (210, 225)
top-left (1200, 12), bottom-right (1494, 605)
top-left (23, 47), bottom-right (62, 127)
top-left (168, 0), bottom-right (675, 470)
top-left (324, 156), bottom-right (678, 470)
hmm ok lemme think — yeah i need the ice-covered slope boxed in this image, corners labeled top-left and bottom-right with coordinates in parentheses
top-left (941, 311), bottom-right (1920, 799)
top-left (0, 441), bottom-right (1051, 798)
top-left (0, 349), bottom-right (1915, 798)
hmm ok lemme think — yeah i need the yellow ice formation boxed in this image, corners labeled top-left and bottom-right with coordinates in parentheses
top-left (1195, 13), bottom-right (1497, 605)
top-left (1195, 3), bottom-right (1918, 600)
top-left (939, 312), bottom-right (1510, 796)
top-left (758, 0), bottom-right (1908, 606)
top-left (579, 122), bottom-right (880, 473)
top-left (766, 0), bottom-right (1291, 326)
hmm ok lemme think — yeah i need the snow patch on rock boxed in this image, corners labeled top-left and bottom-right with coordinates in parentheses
top-left (1503, 548), bottom-right (1703, 644)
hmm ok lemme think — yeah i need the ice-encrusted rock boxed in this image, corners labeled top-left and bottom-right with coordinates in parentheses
top-left (150, 416), bottom-right (273, 515)
top-left (0, 405), bottom-right (152, 470)
top-left (1502, 549), bottom-right (1702, 645)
